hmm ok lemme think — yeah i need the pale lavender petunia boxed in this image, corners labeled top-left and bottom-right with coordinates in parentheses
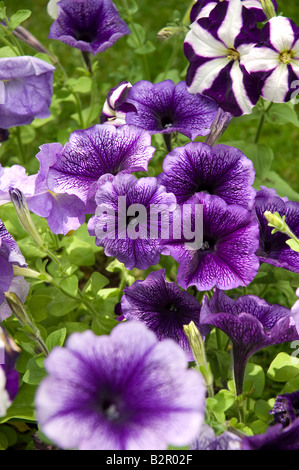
top-left (43, 124), bottom-right (155, 213)
top-left (35, 321), bottom-right (206, 450)
top-left (162, 192), bottom-right (260, 291)
top-left (121, 269), bottom-right (202, 360)
top-left (252, 187), bottom-right (299, 273)
top-left (243, 16), bottom-right (299, 103)
top-left (49, 0), bottom-right (130, 56)
top-left (87, 173), bottom-right (177, 270)
top-left (158, 142), bottom-right (256, 208)
top-left (190, 423), bottom-right (242, 450)
top-left (0, 164), bottom-right (37, 206)
top-left (200, 289), bottom-right (299, 395)
top-left (0, 56), bottom-right (55, 128)
top-left (124, 79), bottom-right (219, 141)
top-left (184, 0), bottom-right (262, 116)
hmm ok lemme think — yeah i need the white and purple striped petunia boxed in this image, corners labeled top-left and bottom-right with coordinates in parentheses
top-left (242, 16), bottom-right (299, 103)
top-left (184, 0), bottom-right (262, 116)
top-left (190, 0), bottom-right (277, 23)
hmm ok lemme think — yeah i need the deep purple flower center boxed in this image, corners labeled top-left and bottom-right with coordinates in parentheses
top-left (200, 236), bottom-right (216, 252)
top-left (164, 302), bottom-right (179, 313)
top-left (74, 28), bottom-right (96, 43)
top-left (160, 115), bottom-right (174, 129)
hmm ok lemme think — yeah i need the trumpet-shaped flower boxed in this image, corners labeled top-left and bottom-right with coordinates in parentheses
top-left (243, 16), bottom-right (299, 103)
top-left (124, 80), bottom-right (218, 140)
top-left (35, 321), bottom-right (206, 450)
top-left (200, 289), bottom-right (299, 395)
top-left (49, 0), bottom-right (130, 55)
top-left (158, 142), bottom-right (255, 208)
top-left (121, 269), bottom-right (202, 359)
top-left (184, 0), bottom-right (261, 116)
top-left (0, 56), bottom-right (55, 128)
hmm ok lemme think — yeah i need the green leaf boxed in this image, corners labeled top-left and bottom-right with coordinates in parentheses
top-left (83, 272), bottom-right (110, 299)
top-left (264, 171), bottom-right (299, 201)
top-left (267, 352), bottom-right (299, 382)
top-left (243, 363), bottom-right (265, 398)
top-left (66, 76), bottom-right (92, 94)
top-left (22, 356), bottom-right (46, 386)
top-left (208, 389), bottom-right (236, 413)
top-left (45, 327), bottom-right (67, 351)
top-left (254, 400), bottom-right (273, 423)
top-left (206, 348), bottom-right (231, 381)
top-left (47, 293), bottom-right (78, 317)
top-left (0, 384), bottom-right (36, 423)
top-left (60, 275), bottom-right (79, 297)
top-left (0, 2), bottom-right (6, 20)
top-left (135, 41), bottom-right (156, 55)
top-left (127, 23), bottom-right (146, 49)
top-left (265, 102), bottom-right (299, 127)
top-left (65, 235), bottom-right (96, 266)
top-left (9, 10), bottom-right (32, 30)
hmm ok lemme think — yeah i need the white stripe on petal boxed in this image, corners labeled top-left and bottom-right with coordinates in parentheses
top-left (241, 46), bottom-right (279, 73)
top-left (187, 23), bottom-right (227, 58)
top-left (230, 61), bottom-right (254, 115)
top-left (188, 57), bottom-right (229, 94)
top-left (261, 63), bottom-right (289, 102)
top-left (291, 39), bottom-right (299, 57)
top-left (194, 2), bottom-right (217, 20)
top-left (217, 0), bottom-right (243, 48)
top-left (242, 0), bottom-right (263, 10)
top-left (269, 17), bottom-right (295, 53)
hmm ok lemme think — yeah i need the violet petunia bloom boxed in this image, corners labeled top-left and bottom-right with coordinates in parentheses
top-left (200, 289), bottom-right (299, 395)
top-left (162, 192), bottom-right (260, 291)
top-left (35, 321), bottom-right (206, 450)
top-left (100, 81), bottom-right (136, 127)
top-left (242, 417), bottom-right (299, 450)
top-left (0, 327), bottom-right (20, 417)
top-left (158, 142), bottom-right (256, 208)
top-left (120, 269), bottom-right (202, 360)
top-left (270, 391), bottom-right (299, 427)
top-left (0, 56), bottom-right (55, 129)
top-left (190, 423), bottom-right (242, 450)
top-left (0, 164), bottom-right (37, 206)
top-left (124, 80), bottom-right (219, 141)
top-left (252, 188), bottom-right (299, 273)
top-left (243, 16), bottom-right (299, 103)
top-left (87, 173), bottom-right (177, 270)
top-left (48, 0), bottom-right (130, 56)
top-left (184, 0), bottom-right (262, 116)
top-left (190, 0), bottom-right (277, 23)
top-left (0, 220), bottom-right (27, 316)
top-left (41, 124), bottom-right (155, 214)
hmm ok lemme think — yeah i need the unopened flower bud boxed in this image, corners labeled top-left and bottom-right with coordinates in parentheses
top-left (4, 292), bottom-right (31, 327)
top-left (260, 0), bottom-right (276, 19)
top-left (157, 25), bottom-right (188, 41)
top-left (264, 210), bottom-right (286, 232)
top-left (205, 107), bottom-right (233, 147)
top-left (9, 188), bottom-right (44, 247)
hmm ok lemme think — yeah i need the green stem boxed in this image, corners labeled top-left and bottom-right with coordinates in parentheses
top-left (254, 101), bottom-right (273, 143)
top-left (15, 126), bottom-right (26, 164)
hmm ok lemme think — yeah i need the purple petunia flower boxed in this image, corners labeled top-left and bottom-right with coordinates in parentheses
top-left (124, 79), bottom-right (219, 141)
top-left (0, 56), bottom-right (55, 128)
top-left (252, 187), bottom-right (299, 273)
top-left (184, 0), bottom-right (262, 116)
top-left (0, 327), bottom-right (20, 417)
top-left (162, 192), bottom-right (260, 291)
top-left (100, 81), bottom-right (136, 127)
top-left (243, 16), bottom-right (299, 103)
top-left (0, 220), bottom-right (26, 308)
top-left (0, 164), bottom-right (37, 206)
top-left (190, 0), bottom-right (277, 23)
top-left (87, 173), bottom-right (177, 270)
top-left (35, 321), bottom-right (206, 450)
top-left (200, 289), bottom-right (299, 395)
top-left (36, 124), bottom-right (155, 214)
top-left (158, 142), bottom-right (256, 208)
top-left (269, 391), bottom-right (299, 427)
top-left (242, 416), bottom-right (299, 450)
top-left (190, 423), bottom-right (242, 450)
top-left (48, 0), bottom-right (130, 56)
top-left (120, 269), bottom-right (202, 360)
